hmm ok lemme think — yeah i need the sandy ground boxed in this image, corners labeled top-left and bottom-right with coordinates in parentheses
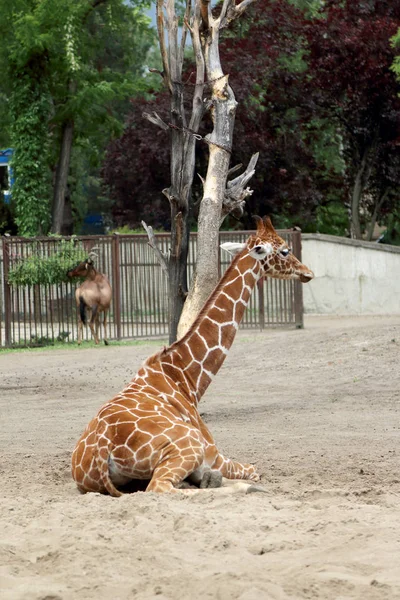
top-left (0, 315), bottom-right (399, 600)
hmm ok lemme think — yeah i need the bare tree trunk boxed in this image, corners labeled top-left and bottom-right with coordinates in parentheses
top-left (145, 0), bottom-right (258, 343)
top-left (51, 120), bottom-right (74, 234)
top-left (157, 0), bottom-right (205, 343)
top-left (51, 81), bottom-right (76, 235)
top-left (177, 79), bottom-right (236, 335)
top-left (366, 188), bottom-right (389, 241)
top-left (349, 136), bottom-right (378, 239)
top-left (350, 167), bottom-right (363, 239)
top-left (177, 2), bottom-right (242, 338)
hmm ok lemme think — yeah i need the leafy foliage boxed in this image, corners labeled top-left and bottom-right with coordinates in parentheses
top-left (103, 0), bottom-right (400, 239)
top-left (7, 239), bottom-right (87, 286)
top-left (102, 96), bottom-right (172, 229)
top-left (28, 331), bottom-right (71, 347)
top-left (8, 59), bottom-right (52, 236)
top-left (0, 0), bottom-right (156, 235)
top-left (304, 0), bottom-right (400, 238)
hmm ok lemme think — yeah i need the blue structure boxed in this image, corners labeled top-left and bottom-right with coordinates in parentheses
top-left (81, 213), bottom-right (105, 234)
top-left (0, 148), bottom-right (14, 204)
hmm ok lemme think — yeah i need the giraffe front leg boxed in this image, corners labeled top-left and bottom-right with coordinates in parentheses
top-left (146, 433), bottom-right (205, 494)
top-left (212, 453), bottom-right (261, 483)
top-left (196, 417), bottom-right (260, 484)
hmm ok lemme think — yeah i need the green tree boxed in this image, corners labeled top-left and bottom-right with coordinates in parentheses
top-left (0, 0), bottom-right (155, 236)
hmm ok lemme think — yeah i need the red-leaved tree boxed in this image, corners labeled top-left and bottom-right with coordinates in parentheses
top-left (304, 0), bottom-right (400, 239)
top-left (102, 0), bottom-right (400, 239)
top-left (102, 0), bottom-right (334, 231)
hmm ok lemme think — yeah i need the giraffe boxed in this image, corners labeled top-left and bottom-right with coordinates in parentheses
top-left (71, 216), bottom-right (314, 496)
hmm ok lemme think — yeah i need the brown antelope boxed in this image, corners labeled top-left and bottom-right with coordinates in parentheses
top-left (67, 255), bottom-right (112, 346)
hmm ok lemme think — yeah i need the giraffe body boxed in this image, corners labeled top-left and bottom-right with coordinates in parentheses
top-left (72, 217), bottom-right (314, 496)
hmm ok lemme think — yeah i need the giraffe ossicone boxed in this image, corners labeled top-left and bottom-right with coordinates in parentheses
top-left (71, 216), bottom-right (314, 496)
top-left (221, 240), bottom-right (273, 258)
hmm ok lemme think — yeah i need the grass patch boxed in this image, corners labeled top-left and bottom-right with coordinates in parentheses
top-left (0, 337), bottom-right (168, 355)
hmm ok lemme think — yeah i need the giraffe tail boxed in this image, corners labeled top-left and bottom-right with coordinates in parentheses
top-left (94, 435), bottom-right (123, 497)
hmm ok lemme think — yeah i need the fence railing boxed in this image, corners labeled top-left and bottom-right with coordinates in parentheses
top-left (0, 230), bottom-right (304, 347)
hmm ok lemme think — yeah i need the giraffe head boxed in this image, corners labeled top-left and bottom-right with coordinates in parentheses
top-left (221, 216), bottom-right (314, 282)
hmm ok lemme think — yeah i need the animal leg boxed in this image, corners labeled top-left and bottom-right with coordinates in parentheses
top-left (95, 313), bottom-right (100, 340)
top-left (77, 316), bottom-right (83, 345)
top-left (211, 453), bottom-right (260, 482)
top-left (103, 311), bottom-right (109, 345)
top-left (195, 417), bottom-right (261, 483)
top-left (146, 442), bottom-right (204, 494)
top-left (89, 304), bottom-right (100, 344)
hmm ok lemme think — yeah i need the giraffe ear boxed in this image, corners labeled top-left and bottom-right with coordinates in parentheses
top-left (220, 242), bottom-right (247, 256)
top-left (249, 243), bottom-right (273, 259)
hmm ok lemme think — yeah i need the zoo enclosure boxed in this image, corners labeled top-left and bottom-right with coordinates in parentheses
top-left (0, 230), bottom-right (304, 347)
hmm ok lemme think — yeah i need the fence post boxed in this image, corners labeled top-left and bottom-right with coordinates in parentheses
top-left (2, 237), bottom-right (12, 347)
top-left (112, 233), bottom-right (122, 340)
top-left (257, 279), bottom-right (265, 330)
top-left (292, 229), bottom-right (304, 329)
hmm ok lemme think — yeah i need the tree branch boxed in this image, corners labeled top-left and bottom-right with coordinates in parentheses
top-left (220, 0), bottom-right (258, 28)
top-left (227, 163), bottom-right (243, 177)
top-left (179, 0), bottom-right (192, 66)
top-left (221, 152), bottom-right (259, 222)
top-left (166, 0), bottom-right (179, 87)
top-left (148, 67), bottom-right (164, 79)
top-left (156, 0), bottom-right (172, 93)
top-left (366, 188), bottom-right (390, 241)
top-left (141, 221), bottom-right (169, 277)
top-left (188, 3), bottom-right (206, 132)
top-left (142, 111), bottom-right (169, 131)
top-left (218, 0), bottom-right (234, 24)
top-left (199, 0), bottom-right (211, 29)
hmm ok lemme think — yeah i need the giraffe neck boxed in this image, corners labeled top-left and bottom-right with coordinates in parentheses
top-left (167, 250), bottom-right (261, 403)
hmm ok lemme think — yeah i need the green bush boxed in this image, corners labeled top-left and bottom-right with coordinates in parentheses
top-left (7, 239), bottom-right (87, 286)
top-left (28, 331), bottom-right (70, 347)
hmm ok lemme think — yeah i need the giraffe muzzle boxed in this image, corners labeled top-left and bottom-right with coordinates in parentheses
top-left (299, 272), bottom-right (314, 283)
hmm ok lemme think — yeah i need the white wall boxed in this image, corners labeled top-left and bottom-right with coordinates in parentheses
top-left (301, 234), bottom-right (400, 315)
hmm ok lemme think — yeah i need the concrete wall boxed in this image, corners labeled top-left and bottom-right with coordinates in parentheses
top-left (301, 234), bottom-right (400, 315)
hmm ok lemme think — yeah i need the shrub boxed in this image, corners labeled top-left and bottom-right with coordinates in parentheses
top-left (7, 239), bottom-right (87, 286)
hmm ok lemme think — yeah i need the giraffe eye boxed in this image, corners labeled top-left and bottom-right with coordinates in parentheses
top-left (280, 248), bottom-right (290, 257)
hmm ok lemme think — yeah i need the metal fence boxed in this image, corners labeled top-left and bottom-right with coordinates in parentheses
top-left (0, 230), bottom-right (304, 347)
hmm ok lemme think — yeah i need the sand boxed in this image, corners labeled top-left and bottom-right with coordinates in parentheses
top-left (0, 315), bottom-right (399, 600)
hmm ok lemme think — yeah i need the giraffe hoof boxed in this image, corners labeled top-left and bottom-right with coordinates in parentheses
top-left (200, 470), bottom-right (223, 489)
top-left (248, 472), bottom-right (261, 483)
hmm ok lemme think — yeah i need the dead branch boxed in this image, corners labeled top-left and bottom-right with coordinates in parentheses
top-left (179, 0), bottom-right (192, 66)
top-left (148, 68), bottom-right (164, 79)
top-left (227, 152), bottom-right (259, 189)
top-left (200, 0), bottom-right (211, 29)
top-left (188, 2), bottom-right (206, 133)
top-left (142, 111), bottom-right (169, 131)
top-left (218, 0), bottom-right (234, 24)
top-left (141, 221), bottom-right (169, 277)
top-left (227, 163), bottom-right (243, 177)
top-left (220, 0), bottom-right (258, 29)
top-left (156, 0), bottom-right (172, 92)
top-left (221, 152), bottom-right (259, 222)
top-left (166, 0), bottom-right (180, 93)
